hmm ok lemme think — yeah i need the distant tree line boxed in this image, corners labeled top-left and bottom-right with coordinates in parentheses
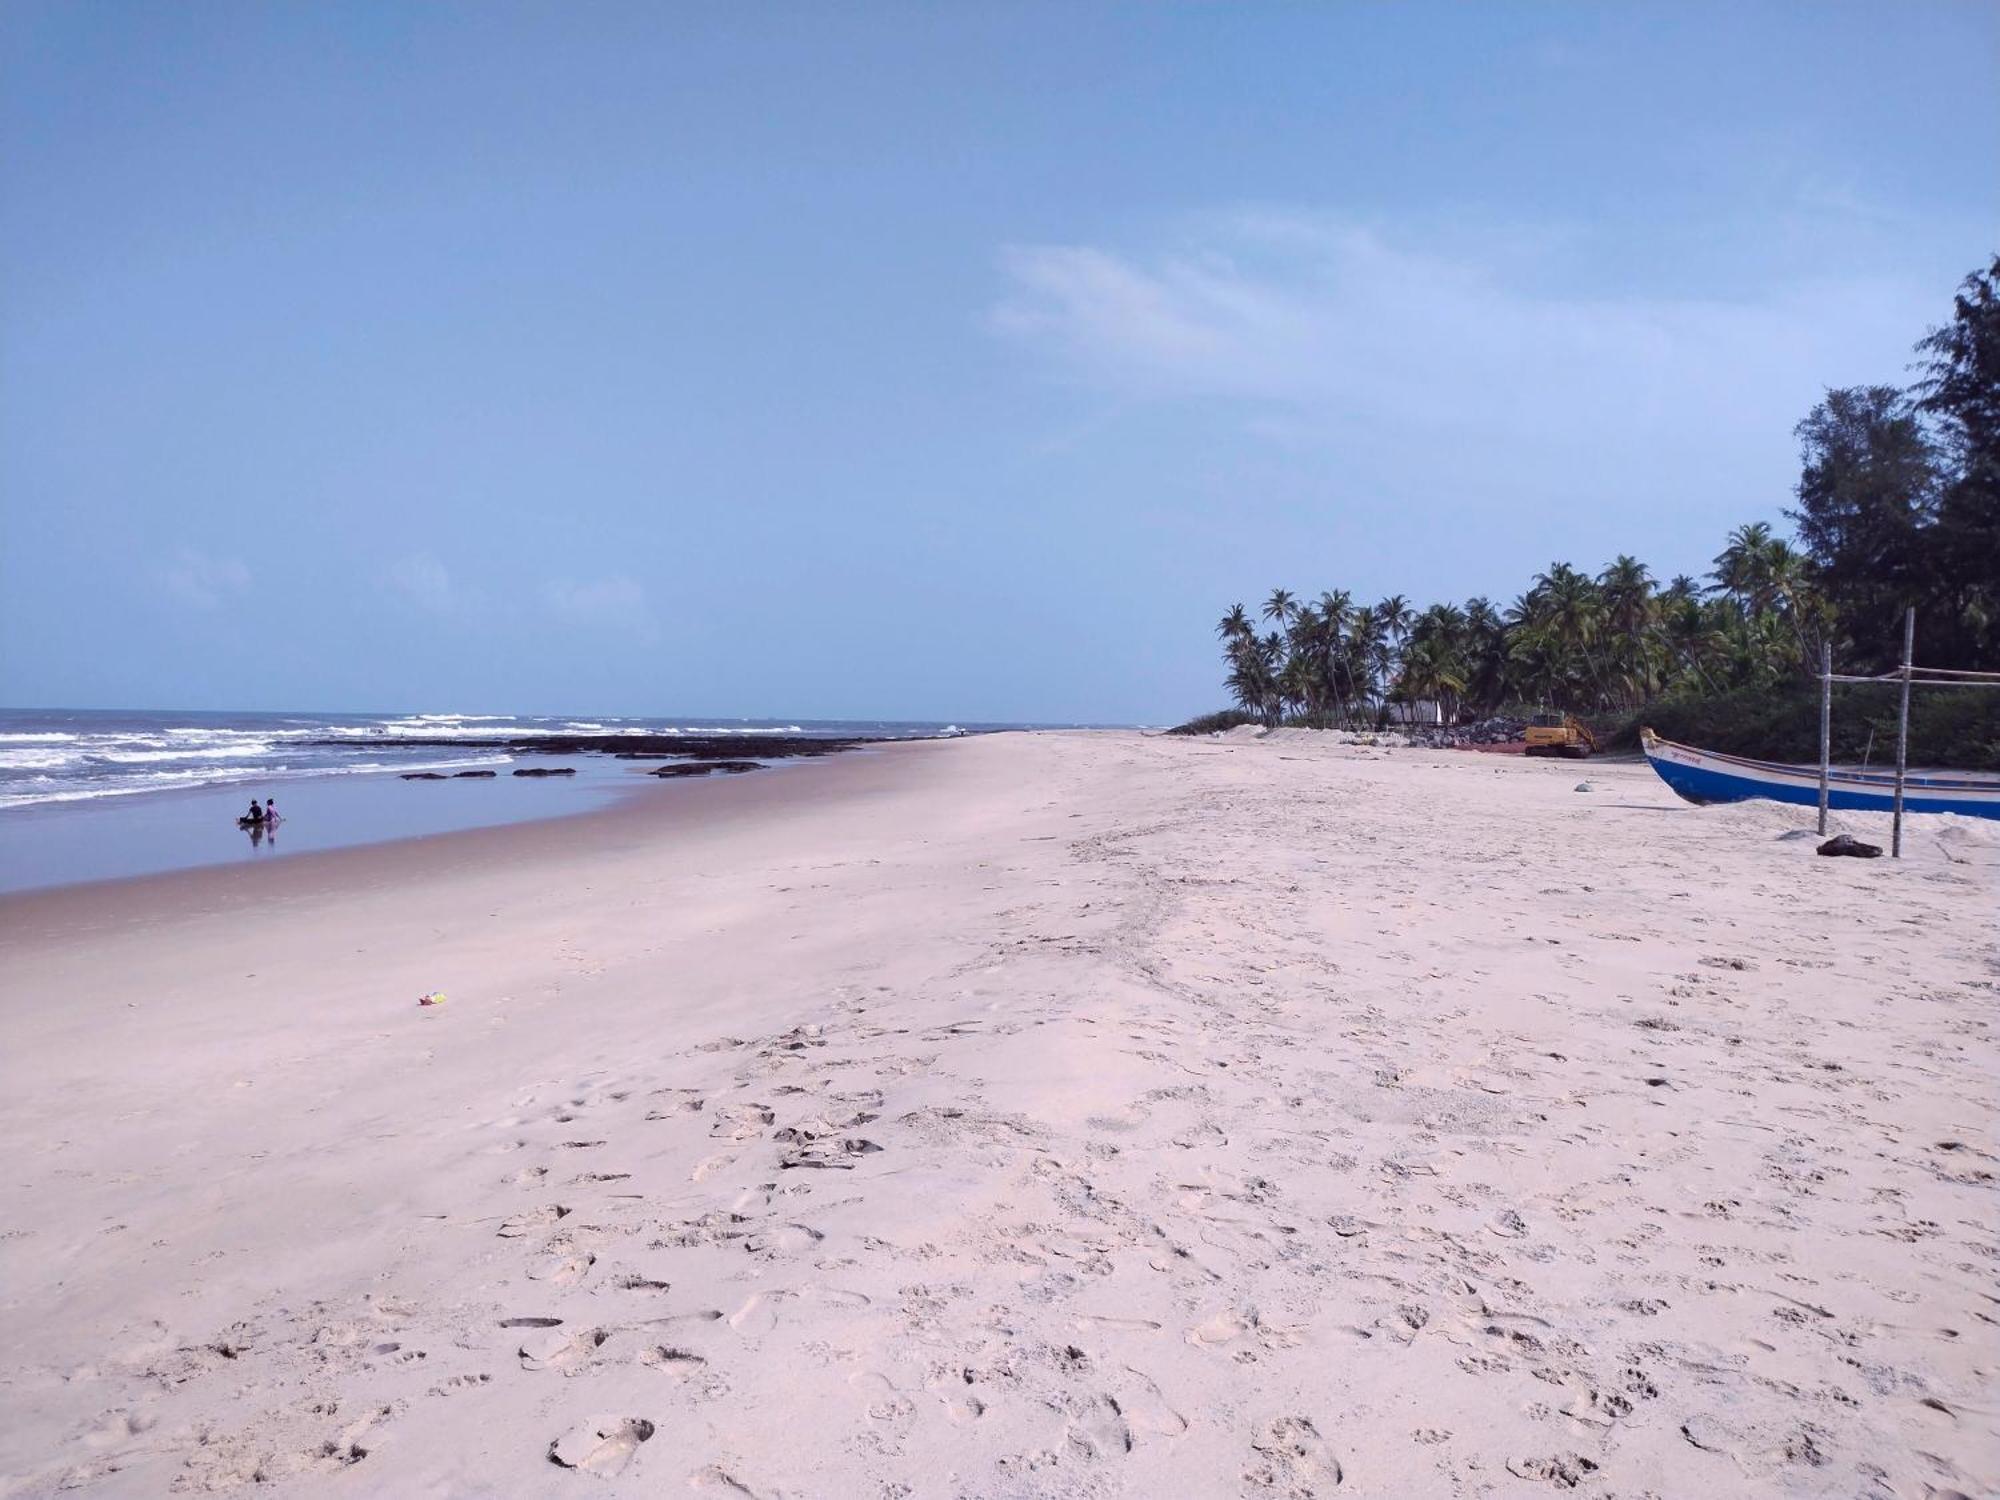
top-left (1210, 255), bottom-right (2000, 729)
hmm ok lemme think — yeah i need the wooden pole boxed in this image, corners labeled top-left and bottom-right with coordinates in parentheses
top-left (1892, 607), bottom-right (1914, 859)
top-left (1817, 640), bottom-right (1832, 836)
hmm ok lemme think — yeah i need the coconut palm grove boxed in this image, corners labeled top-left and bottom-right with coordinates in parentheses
top-left (1194, 257), bottom-right (2000, 768)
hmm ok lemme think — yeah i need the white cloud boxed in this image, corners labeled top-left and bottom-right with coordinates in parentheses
top-left (989, 212), bottom-right (1937, 517)
top-left (383, 553), bottom-right (465, 617)
top-left (158, 547), bottom-right (251, 610)
top-left (542, 575), bottom-right (656, 638)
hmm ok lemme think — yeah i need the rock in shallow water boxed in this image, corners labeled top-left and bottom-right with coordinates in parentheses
top-left (512, 766), bottom-right (577, 777)
top-left (650, 761), bottom-right (761, 778)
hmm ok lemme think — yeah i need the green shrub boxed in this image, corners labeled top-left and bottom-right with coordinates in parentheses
top-left (1612, 682), bottom-right (2000, 770)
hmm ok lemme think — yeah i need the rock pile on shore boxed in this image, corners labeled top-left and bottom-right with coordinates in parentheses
top-left (1411, 715), bottom-right (1529, 749)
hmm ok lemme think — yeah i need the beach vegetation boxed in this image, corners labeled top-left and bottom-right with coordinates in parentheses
top-left (1193, 255), bottom-right (2000, 763)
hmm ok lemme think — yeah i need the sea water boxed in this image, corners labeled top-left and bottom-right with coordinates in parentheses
top-left (0, 709), bottom-right (986, 893)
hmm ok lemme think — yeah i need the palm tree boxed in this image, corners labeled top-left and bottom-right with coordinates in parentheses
top-left (1462, 597), bottom-right (1510, 712)
top-left (1761, 540), bottom-right (1824, 675)
top-left (1596, 556), bottom-right (1659, 707)
top-left (1207, 520), bottom-right (1835, 730)
top-left (1530, 562), bottom-right (1610, 706)
top-left (1317, 591), bottom-right (1360, 725)
top-left (1223, 642), bottom-right (1264, 718)
top-left (1711, 522), bottom-right (1777, 612)
top-left (1345, 610), bottom-right (1386, 721)
top-left (1375, 594), bottom-right (1414, 645)
top-left (1398, 636), bottom-right (1468, 725)
top-left (1254, 631), bottom-right (1285, 724)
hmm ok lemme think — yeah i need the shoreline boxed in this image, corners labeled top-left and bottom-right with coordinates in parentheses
top-left (0, 737), bottom-right (932, 930)
top-left (0, 710), bottom-right (984, 894)
top-left (2, 731), bottom-right (1992, 1497)
top-left (0, 735), bottom-right (925, 902)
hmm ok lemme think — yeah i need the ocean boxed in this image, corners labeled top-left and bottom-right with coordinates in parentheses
top-left (0, 708), bottom-right (980, 810)
top-left (0, 708), bottom-right (990, 893)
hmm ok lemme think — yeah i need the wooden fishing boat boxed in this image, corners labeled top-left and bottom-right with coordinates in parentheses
top-left (1639, 728), bottom-right (2000, 819)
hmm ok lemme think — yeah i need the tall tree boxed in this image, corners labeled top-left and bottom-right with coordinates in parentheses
top-left (1914, 254), bottom-right (2000, 668)
top-left (1787, 386), bottom-right (1939, 670)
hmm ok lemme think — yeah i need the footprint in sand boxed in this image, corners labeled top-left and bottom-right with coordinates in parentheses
top-left (803, 1286), bottom-right (871, 1311)
top-left (81, 1408), bottom-right (158, 1449)
top-left (635, 1310), bottom-right (725, 1333)
top-left (426, 1373), bottom-right (493, 1396)
top-left (519, 1328), bottom-right (609, 1372)
top-left (1077, 1314), bottom-right (1163, 1334)
top-left (689, 1465), bottom-right (764, 1496)
top-left (612, 1273), bottom-right (670, 1293)
top-left (778, 1138), bottom-right (882, 1170)
top-left (1557, 1381), bottom-right (1633, 1427)
top-left (857, 1379), bottom-right (917, 1422)
top-left (727, 1292), bottom-right (795, 1335)
top-left (1507, 1452), bottom-right (1601, 1487)
top-left (547, 1415), bottom-right (655, 1478)
top-left (638, 1345), bottom-right (708, 1381)
top-left (1067, 1394), bottom-right (1132, 1458)
top-left (1245, 1416), bottom-right (1343, 1493)
top-left (1487, 1208), bottom-right (1529, 1238)
top-left (1191, 1307), bottom-right (1300, 1352)
top-left (1111, 1367), bottom-right (1187, 1438)
top-left (711, 1104), bottom-right (776, 1140)
top-left (730, 1184), bottom-right (775, 1214)
top-left (497, 1205), bottom-right (571, 1239)
top-left (692, 1153), bottom-right (738, 1182)
top-left (529, 1253), bottom-right (596, 1287)
top-left (1190, 1310), bottom-right (1248, 1348)
top-left (940, 1392), bottom-right (987, 1425)
top-left (743, 1223), bottom-right (825, 1256)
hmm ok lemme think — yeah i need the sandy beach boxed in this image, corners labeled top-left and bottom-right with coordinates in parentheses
top-left (0, 731), bottom-right (1993, 1499)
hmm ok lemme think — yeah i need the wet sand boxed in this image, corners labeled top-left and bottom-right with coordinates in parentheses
top-left (1, 731), bottom-right (1993, 1498)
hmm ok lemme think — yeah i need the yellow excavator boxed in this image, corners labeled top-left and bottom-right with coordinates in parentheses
top-left (1523, 710), bottom-right (1597, 759)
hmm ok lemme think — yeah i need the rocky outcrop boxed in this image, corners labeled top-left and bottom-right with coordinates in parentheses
top-left (512, 766), bottom-right (577, 777)
top-left (650, 760), bottom-right (762, 778)
top-left (327, 733), bottom-right (879, 761)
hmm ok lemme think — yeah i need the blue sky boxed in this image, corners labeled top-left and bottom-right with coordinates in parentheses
top-left (3, 3), bottom-right (1993, 723)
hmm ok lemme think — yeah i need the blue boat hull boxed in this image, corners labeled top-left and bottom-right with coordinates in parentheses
top-left (1641, 730), bottom-right (2000, 820)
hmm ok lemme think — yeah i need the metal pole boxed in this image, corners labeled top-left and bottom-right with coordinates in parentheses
top-left (1817, 640), bottom-right (1832, 836)
top-left (1892, 607), bottom-right (1914, 859)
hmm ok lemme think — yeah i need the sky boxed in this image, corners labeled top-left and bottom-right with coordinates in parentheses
top-left (2, 3), bottom-right (1994, 724)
